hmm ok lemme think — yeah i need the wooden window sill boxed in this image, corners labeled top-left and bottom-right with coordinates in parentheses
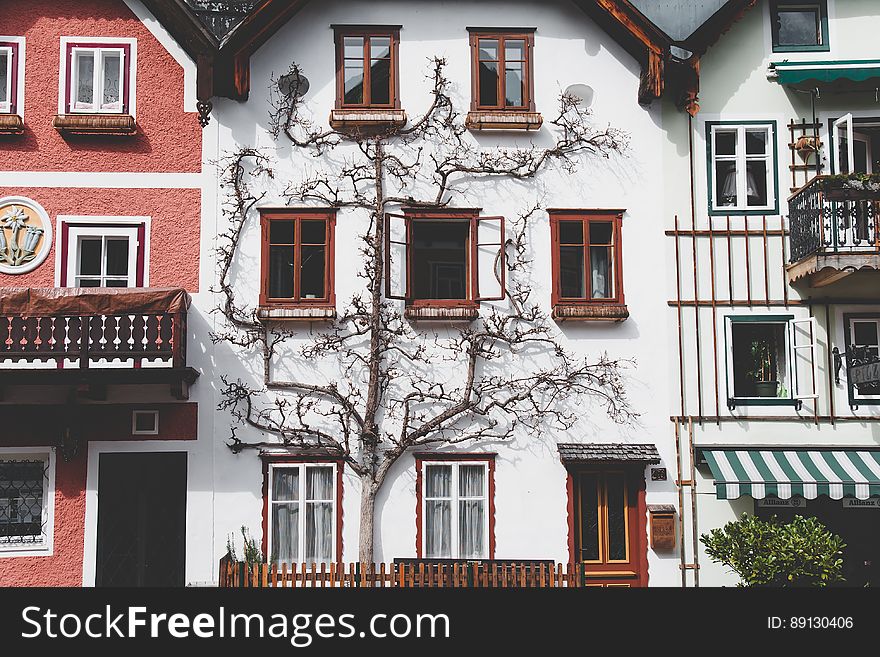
top-left (552, 303), bottom-right (629, 322)
top-left (465, 111), bottom-right (543, 131)
top-left (329, 109), bottom-right (407, 131)
top-left (53, 113), bottom-right (136, 135)
top-left (405, 305), bottom-right (479, 322)
top-left (257, 305), bottom-right (337, 321)
top-left (0, 114), bottom-right (24, 135)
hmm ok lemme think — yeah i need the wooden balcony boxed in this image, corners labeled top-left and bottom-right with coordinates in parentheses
top-left (0, 287), bottom-right (198, 399)
top-left (787, 175), bottom-right (880, 287)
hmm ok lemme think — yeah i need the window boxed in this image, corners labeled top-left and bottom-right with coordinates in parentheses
top-left (67, 226), bottom-right (139, 287)
top-left (260, 210), bottom-right (335, 306)
top-left (770, 1), bottom-right (829, 52)
top-left (0, 40), bottom-right (21, 115)
top-left (468, 30), bottom-right (534, 111)
top-left (550, 211), bottom-right (624, 305)
top-left (385, 210), bottom-right (505, 305)
top-left (725, 316), bottom-right (817, 408)
top-left (334, 28), bottom-right (399, 109)
top-left (64, 41), bottom-right (132, 114)
top-left (0, 454), bottom-right (52, 553)
top-left (267, 463), bottom-right (338, 565)
top-left (845, 315), bottom-right (880, 404)
top-left (417, 458), bottom-right (493, 560)
top-left (708, 123), bottom-right (777, 214)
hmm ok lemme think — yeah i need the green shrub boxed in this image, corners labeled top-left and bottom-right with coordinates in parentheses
top-left (700, 513), bottom-right (845, 587)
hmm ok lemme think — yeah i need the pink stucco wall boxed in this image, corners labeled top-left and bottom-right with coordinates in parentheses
top-left (0, 187), bottom-right (201, 291)
top-left (0, 0), bottom-right (201, 172)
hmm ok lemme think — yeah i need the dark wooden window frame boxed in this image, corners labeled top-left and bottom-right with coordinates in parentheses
top-left (414, 453), bottom-right (496, 560)
top-left (333, 26), bottom-right (401, 110)
top-left (549, 210), bottom-right (625, 307)
top-left (259, 208), bottom-right (337, 308)
top-left (385, 208), bottom-right (506, 308)
top-left (468, 28), bottom-right (535, 112)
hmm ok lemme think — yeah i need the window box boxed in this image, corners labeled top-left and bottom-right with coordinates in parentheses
top-left (52, 113), bottom-right (136, 135)
top-left (260, 209), bottom-right (336, 310)
top-left (707, 122), bottom-right (778, 215)
top-left (385, 209), bottom-right (506, 317)
top-left (549, 210), bottom-right (627, 321)
top-left (0, 113), bottom-right (23, 135)
top-left (770, 1), bottom-right (829, 53)
top-left (467, 29), bottom-right (537, 131)
top-left (415, 454), bottom-right (495, 560)
top-left (328, 108), bottom-right (407, 132)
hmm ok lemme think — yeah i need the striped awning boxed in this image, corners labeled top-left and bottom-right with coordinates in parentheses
top-left (703, 449), bottom-right (880, 500)
top-left (771, 60), bottom-right (880, 91)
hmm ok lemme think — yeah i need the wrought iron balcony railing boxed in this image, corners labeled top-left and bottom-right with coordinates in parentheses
top-left (788, 175), bottom-right (880, 263)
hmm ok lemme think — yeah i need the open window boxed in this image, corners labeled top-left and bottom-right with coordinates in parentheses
top-left (725, 315), bottom-right (817, 409)
top-left (770, 1), bottom-right (829, 52)
top-left (385, 210), bottom-right (505, 319)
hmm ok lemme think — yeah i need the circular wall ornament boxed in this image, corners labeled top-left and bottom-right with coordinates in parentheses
top-left (0, 196), bottom-right (53, 275)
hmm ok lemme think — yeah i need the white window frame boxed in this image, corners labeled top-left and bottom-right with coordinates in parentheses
top-left (0, 44), bottom-right (13, 114)
top-left (267, 462), bottom-right (337, 565)
top-left (848, 316), bottom-right (880, 402)
top-left (69, 46), bottom-right (125, 113)
top-left (0, 37), bottom-right (24, 117)
top-left (420, 460), bottom-right (490, 560)
top-left (710, 123), bottom-right (776, 213)
top-left (131, 410), bottom-right (160, 436)
top-left (58, 37), bottom-right (137, 118)
top-left (725, 316), bottom-right (800, 403)
top-left (67, 225), bottom-right (139, 288)
top-left (0, 448), bottom-right (55, 557)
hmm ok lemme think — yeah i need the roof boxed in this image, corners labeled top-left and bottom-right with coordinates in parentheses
top-left (557, 443), bottom-right (661, 464)
top-left (629, 0), bottom-right (729, 42)
top-left (186, 0), bottom-right (256, 39)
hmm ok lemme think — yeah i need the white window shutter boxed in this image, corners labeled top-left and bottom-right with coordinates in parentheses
top-left (474, 215), bottom-right (506, 301)
top-left (790, 317), bottom-right (819, 400)
top-left (384, 213), bottom-right (408, 300)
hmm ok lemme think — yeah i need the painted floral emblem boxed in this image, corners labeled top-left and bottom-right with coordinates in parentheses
top-left (0, 205), bottom-right (45, 267)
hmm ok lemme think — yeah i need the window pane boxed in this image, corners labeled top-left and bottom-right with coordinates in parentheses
top-left (714, 130), bottom-right (736, 156)
top-left (777, 7), bottom-right (821, 46)
top-left (590, 246), bottom-right (612, 299)
top-left (306, 466), bottom-right (333, 500)
top-left (853, 321), bottom-right (879, 349)
top-left (716, 161), bottom-right (737, 207)
top-left (459, 465), bottom-right (484, 497)
top-left (479, 60), bottom-right (498, 106)
top-left (370, 56), bottom-right (391, 105)
top-left (77, 278), bottom-right (101, 287)
top-left (588, 221), bottom-right (613, 245)
top-left (559, 246), bottom-right (585, 298)
top-left (459, 499), bottom-right (484, 558)
top-left (270, 219), bottom-right (295, 244)
top-left (504, 62), bottom-right (523, 107)
top-left (370, 37), bottom-right (390, 59)
top-left (268, 245), bottom-right (295, 298)
top-left (76, 51), bottom-right (95, 105)
top-left (273, 468), bottom-right (299, 502)
top-left (105, 279), bottom-right (128, 288)
top-left (745, 160), bottom-right (768, 207)
top-left (412, 221), bottom-right (469, 300)
top-left (425, 500), bottom-right (451, 558)
top-left (305, 502), bottom-right (333, 562)
top-left (605, 473), bottom-right (627, 561)
top-left (343, 61), bottom-right (364, 105)
top-left (105, 238), bottom-right (129, 277)
top-left (504, 39), bottom-right (525, 61)
top-left (272, 503), bottom-right (299, 563)
top-left (732, 322), bottom-right (786, 397)
top-left (78, 238), bottom-right (102, 276)
top-left (299, 245), bottom-right (326, 299)
top-left (102, 53), bottom-right (121, 106)
top-left (578, 473), bottom-right (600, 561)
top-left (300, 220), bottom-right (326, 244)
top-left (0, 461), bottom-right (44, 544)
top-left (745, 129), bottom-right (767, 155)
top-left (559, 221), bottom-right (584, 245)
top-left (0, 51), bottom-right (8, 104)
top-left (343, 36), bottom-right (364, 59)
top-left (478, 39), bottom-right (498, 61)
top-left (425, 465), bottom-right (452, 498)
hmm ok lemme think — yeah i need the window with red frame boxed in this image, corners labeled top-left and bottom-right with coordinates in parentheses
top-left (469, 30), bottom-right (534, 111)
top-left (385, 210), bottom-right (505, 305)
top-left (64, 42), bottom-right (132, 114)
top-left (550, 212), bottom-right (624, 305)
top-left (334, 27), bottom-right (399, 109)
top-left (261, 210), bottom-right (335, 306)
top-left (0, 40), bottom-right (21, 115)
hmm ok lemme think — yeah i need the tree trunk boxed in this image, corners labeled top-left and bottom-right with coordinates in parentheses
top-left (358, 479), bottom-right (378, 564)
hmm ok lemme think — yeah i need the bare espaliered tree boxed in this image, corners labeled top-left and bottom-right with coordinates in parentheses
top-left (214, 57), bottom-right (636, 562)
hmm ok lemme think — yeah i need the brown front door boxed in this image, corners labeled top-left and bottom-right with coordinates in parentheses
top-left (571, 468), bottom-right (647, 587)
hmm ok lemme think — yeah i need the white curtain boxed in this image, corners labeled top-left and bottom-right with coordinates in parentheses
top-left (102, 53), bottom-right (121, 106)
top-left (458, 466), bottom-right (485, 558)
top-left (271, 468), bottom-right (299, 563)
top-left (425, 466), bottom-right (452, 558)
top-left (76, 52), bottom-right (95, 105)
top-left (305, 467), bottom-right (334, 563)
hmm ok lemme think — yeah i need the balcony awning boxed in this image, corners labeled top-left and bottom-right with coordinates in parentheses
top-left (703, 449), bottom-right (880, 500)
top-left (770, 60), bottom-right (880, 92)
top-left (0, 287), bottom-right (190, 316)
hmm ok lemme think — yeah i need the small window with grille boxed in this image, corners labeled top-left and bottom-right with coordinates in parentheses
top-left (0, 456), bottom-right (51, 553)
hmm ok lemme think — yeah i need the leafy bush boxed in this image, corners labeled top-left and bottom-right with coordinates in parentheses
top-left (700, 513), bottom-right (845, 587)
top-left (225, 525), bottom-right (264, 565)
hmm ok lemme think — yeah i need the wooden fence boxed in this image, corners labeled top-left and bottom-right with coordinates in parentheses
top-left (219, 558), bottom-right (592, 588)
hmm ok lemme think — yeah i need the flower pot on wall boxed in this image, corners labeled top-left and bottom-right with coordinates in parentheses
top-left (795, 135), bottom-right (821, 163)
top-left (754, 381), bottom-right (779, 397)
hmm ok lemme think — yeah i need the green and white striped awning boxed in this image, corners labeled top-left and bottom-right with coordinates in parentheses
top-left (703, 449), bottom-right (880, 500)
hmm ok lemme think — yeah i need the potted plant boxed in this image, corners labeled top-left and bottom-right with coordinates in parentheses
top-left (749, 337), bottom-right (778, 397)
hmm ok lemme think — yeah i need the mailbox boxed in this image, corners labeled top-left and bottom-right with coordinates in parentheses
top-left (648, 504), bottom-right (676, 550)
